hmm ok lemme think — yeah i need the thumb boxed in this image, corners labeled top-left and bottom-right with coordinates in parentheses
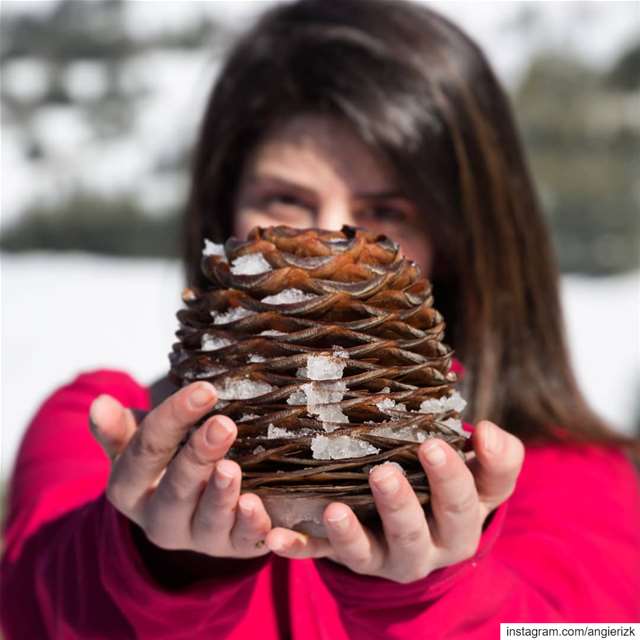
top-left (89, 394), bottom-right (138, 462)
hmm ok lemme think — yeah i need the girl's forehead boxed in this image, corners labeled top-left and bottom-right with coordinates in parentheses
top-left (243, 114), bottom-right (399, 194)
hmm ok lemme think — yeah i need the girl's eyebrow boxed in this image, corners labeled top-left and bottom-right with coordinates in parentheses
top-left (249, 174), bottom-right (407, 201)
top-left (248, 174), bottom-right (317, 198)
top-left (354, 190), bottom-right (407, 200)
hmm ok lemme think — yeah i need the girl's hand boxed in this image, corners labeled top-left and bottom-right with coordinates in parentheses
top-left (264, 420), bottom-right (524, 583)
top-left (89, 381), bottom-right (272, 559)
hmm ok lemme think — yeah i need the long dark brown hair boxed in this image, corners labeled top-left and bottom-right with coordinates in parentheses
top-left (182, 0), bottom-right (636, 450)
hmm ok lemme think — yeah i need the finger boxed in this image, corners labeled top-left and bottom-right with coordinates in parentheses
top-left (320, 503), bottom-right (385, 575)
top-left (469, 420), bottom-right (525, 512)
top-left (418, 438), bottom-right (482, 561)
top-left (191, 457), bottom-right (243, 549)
top-left (144, 415), bottom-right (236, 547)
top-left (109, 382), bottom-right (217, 514)
top-left (229, 493), bottom-right (273, 556)
top-left (369, 462), bottom-right (433, 577)
top-left (89, 394), bottom-right (137, 462)
top-left (265, 527), bottom-right (333, 559)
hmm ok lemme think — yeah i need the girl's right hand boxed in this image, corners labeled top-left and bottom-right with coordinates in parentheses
top-left (88, 381), bottom-right (272, 559)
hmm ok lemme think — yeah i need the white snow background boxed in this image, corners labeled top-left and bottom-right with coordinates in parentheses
top-left (2, 2), bottom-right (639, 477)
top-left (1, 253), bottom-right (638, 480)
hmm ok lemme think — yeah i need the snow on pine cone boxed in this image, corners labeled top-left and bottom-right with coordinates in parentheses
top-left (169, 225), bottom-right (469, 536)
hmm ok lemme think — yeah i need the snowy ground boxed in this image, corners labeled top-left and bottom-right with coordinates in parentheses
top-left (1, 252), bottom-right (638, 479)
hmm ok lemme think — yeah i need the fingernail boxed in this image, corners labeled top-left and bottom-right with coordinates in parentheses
top-left (269, 538), bottom-right (286, 552)
top-left (239, 498), bottom-right (254, 517)
top-left (205, 418), bottom-right (233, 446)
top-left (483, 422), bottom-right (500, 454)
top-left (214, 460), bottom-right (235, 489)
top-left (372, 469), bottom-right (399, 495)
top-left (189, 384), bottom-right (215, 409)
top-left (89, 395), bottom-right (108, 430)
top-left (327, 510), bottom-right (349, 531)
top-left (423, 442), bottom-right (446, 466)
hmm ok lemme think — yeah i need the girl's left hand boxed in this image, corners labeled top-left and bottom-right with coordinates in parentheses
top-left (264, 420), bottom-right (524, 583)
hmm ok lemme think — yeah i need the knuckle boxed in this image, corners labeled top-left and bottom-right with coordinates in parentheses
top-left (198, 489), bottom-right (237, 520)
top-left (162, 473), bottom-right (202, 502)
top-left (130, 432), bottom-right (176, 460)
top-left (193, 501), bottom-right (229, 533)
top-left (191, 510), bottom-right (214, 535)
top-left (207, 492), bottom-right (235, 511)
top-left (182, 436), bottom-right (215, 468)
top-left (387, 527), bottom-right (424, 549)
top-left (442, 491), bottom-right (477, 516)
top-left (382, 495), bottom-right (409, 514)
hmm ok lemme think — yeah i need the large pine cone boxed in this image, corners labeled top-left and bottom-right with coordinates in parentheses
top-left (169, 226), bottom-right (468, 536)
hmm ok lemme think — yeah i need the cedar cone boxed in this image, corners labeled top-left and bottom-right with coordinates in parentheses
top-left (169, 225), bottom-right (469, 537)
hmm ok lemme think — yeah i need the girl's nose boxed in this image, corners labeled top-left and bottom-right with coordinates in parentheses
top-left (316, 199), bottom-right (356, 231)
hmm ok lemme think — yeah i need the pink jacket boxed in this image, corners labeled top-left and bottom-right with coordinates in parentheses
top-left (1, 369), bottom-right (639, 639)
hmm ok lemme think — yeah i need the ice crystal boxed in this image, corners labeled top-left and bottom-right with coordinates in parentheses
top-left (306, 354), bottom-right (346, 381)
top-left (215, 378), bottom-right (273, 400)
top-left (261, 288), bottom-right (317, 305)
top-left (441, 417), bottom-right (469, 437)
top-left (266, 423), bottom-right (313, 439)
top-left (371, 425), bottom-right (434, 443)
top-left (201, 334), bottom-right (233, 351)
top-left (287, 389), bottom-right (307, 405)
top-left (211, 307), bottom-right (256, 325)
top-left (230, 252), bottom-right (272, 275)
top-left (419, 391), bottom-right (467, 414)
top-left (311, 435), bottom-right (380, 460)
top-left (202, 239), bottom-right (226, 259)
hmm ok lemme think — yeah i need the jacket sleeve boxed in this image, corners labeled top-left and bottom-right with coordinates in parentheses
top-left (313, 442), bottom-right (640, 639)
top-left (0, 369), bottom-right (270, 640)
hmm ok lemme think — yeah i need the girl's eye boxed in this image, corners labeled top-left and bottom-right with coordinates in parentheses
top-left (359, 205), bottom-right (409, 224)
top-left (264, 193), bottom-right (308, 209)
top-left (254, 192), bottom-right (314, 226)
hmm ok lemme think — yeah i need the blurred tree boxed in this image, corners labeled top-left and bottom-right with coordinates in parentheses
top-left (0, 0), bottom-right (133, 62)
top-left (0, 192), bottom-right (181, 257)
top-left (606, 41), bottom-right (640, 91)
top-left (514, 46), bottom-right (640, 275)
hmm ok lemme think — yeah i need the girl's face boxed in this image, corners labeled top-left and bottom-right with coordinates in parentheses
top-left (232, 114), bottom-right (433, 275)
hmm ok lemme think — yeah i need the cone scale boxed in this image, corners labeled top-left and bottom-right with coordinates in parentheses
top-left (169, 225), bottom-right (468, 536)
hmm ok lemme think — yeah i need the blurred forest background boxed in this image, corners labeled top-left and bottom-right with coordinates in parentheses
top-left (1, 0), bottom-right (639, 274)
top-left (1, 1), bottom-right (639, 490)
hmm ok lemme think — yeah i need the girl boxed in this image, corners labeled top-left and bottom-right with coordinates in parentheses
top-left (2, 1), bottom-right (638, 638)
